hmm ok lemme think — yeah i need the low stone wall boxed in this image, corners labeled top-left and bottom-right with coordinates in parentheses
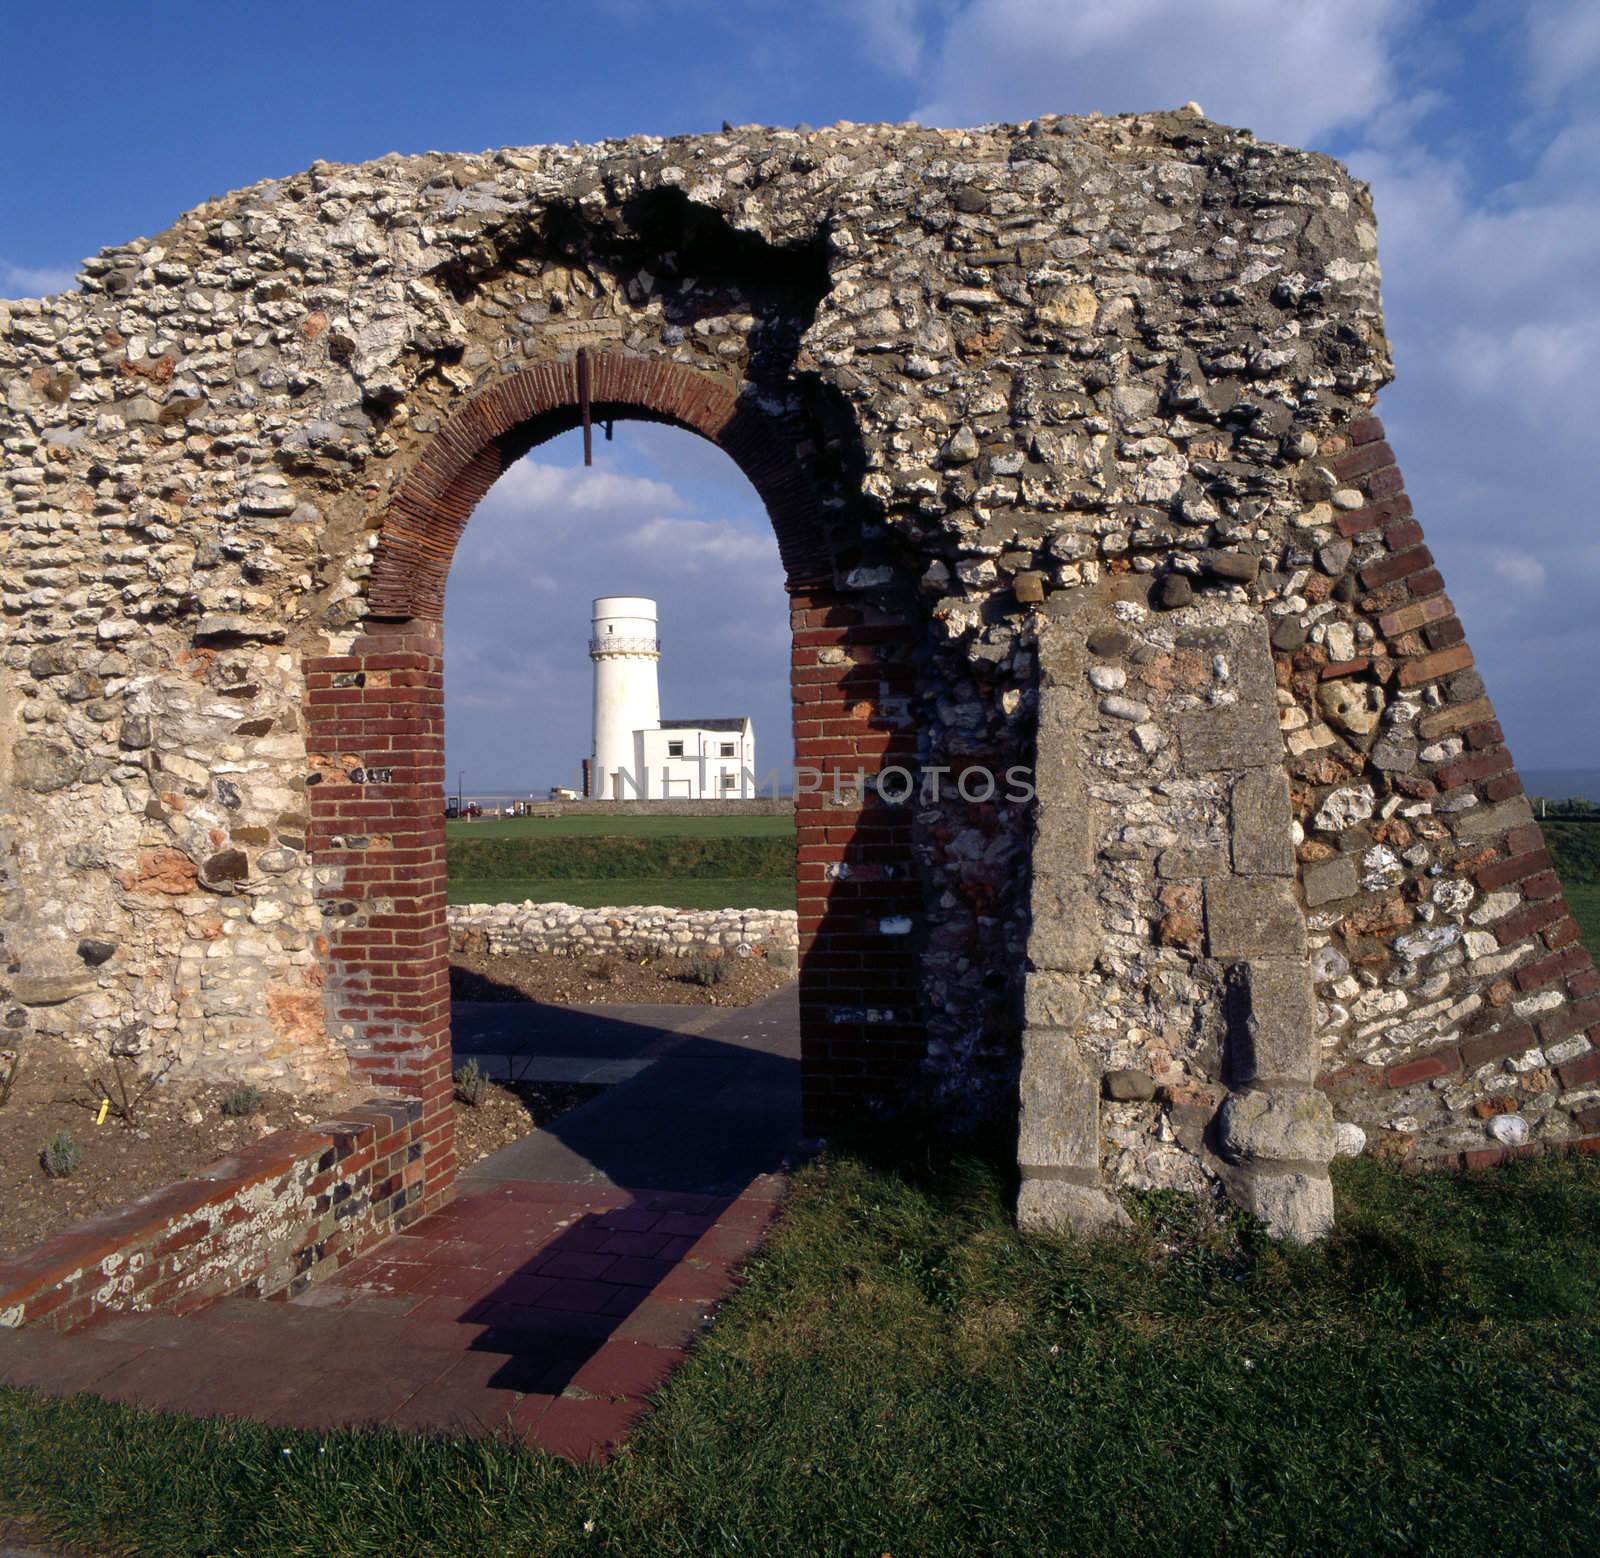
top-left (448, 901), bottom-right (799, 967)
top-left (0, 1098), bottom-right (428, 1332)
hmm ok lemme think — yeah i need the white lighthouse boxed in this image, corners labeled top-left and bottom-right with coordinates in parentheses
top-left (586, 595), bottom-right (756, 801)
top-left (590, 596), bottom-right (661, 801)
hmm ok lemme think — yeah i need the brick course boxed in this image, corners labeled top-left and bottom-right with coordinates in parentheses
top-left (0, 1100), bottom-right (427, 1332)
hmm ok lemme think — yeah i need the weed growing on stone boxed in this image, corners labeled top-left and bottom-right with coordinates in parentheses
top-left (0, 1047), bottom-right (18, 1111)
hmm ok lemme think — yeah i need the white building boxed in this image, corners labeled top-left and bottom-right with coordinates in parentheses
top-left (588, 596), bottom-right (756, 800)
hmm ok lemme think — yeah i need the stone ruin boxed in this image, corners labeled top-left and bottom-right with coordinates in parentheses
top-left (3, 108), bottom-right (1596, 1243)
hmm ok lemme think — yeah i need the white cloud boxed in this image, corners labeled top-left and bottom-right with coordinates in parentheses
top-left (1524, 0), bottom-right (1600, 104)
top-left (890, 0), bottom-right (1413, 146)
top-left (839, 0), bottom-right (928, 78)
top-left (1491, 550), bottom-right (1548, 591)
top-left (0, 259), bottom-right (76, 298)
top-left (623, 515), bottom-right (783, 572)
top-left (483, 458), bottom-right (684, 516)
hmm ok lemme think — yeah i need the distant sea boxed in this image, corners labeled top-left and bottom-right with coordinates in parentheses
top-left (1521, 770), bottom-right (1600, 805)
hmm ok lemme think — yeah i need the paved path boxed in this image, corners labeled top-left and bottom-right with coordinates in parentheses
top-left (0, 986), bottom-right (802, 1462)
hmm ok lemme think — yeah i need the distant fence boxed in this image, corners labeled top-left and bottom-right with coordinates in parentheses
top-left (502, 798), bottom-right (795, 819)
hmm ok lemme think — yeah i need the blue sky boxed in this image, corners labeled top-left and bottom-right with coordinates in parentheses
top-left (3, 0), bottom-right (1596, 792)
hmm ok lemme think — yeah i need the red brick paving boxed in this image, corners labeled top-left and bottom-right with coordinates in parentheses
top-left (0, 1174), bottom-right (782, 1463)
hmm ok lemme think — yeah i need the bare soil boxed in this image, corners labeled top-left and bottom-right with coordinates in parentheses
top-left (451, 1078), bottom-right (604, 1167)
top-left (0, 1043), bottom-right (364, 1261)
top-left (449, 945), bottom-right (794, 1007)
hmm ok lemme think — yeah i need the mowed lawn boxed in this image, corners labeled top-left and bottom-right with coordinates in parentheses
top-left (446, 876), bottom-right (795, 910)
top-left (3, 1142), bottom-right (1599, 1557)
top-left (448, 812), bottom-right (796, 911)
top-left (447, 814), bottom-right (795, 840)
top-left (1567, 884), bottom-right (1600, 961)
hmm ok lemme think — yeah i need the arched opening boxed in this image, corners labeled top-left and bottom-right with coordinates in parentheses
top-left (305, 357), bottom-right (924, 1202)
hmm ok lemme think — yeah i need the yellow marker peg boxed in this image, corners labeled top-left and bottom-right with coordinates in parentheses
top-left (96, 1097), bottom-right (110, 1126)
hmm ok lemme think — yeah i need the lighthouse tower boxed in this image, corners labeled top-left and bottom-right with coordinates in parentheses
top-left (590, 596), bottom-right (661, 800)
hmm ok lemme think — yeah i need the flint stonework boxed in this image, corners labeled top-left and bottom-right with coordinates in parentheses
top-left (2, 106), bottom-right (1594, 1241)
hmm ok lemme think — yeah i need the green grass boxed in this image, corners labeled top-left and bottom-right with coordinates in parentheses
top-left (4, 1143), bottom-right (1600, 1557)
top-left (447, 814), bottom-right (795, 841)
top-left (449, 834), bottom-right (793, 884)
top-left (447, 876), bottom-right (795, 910)
top-left (446, 813), bottom-right (796, 911)
top-left (1540, 819), bottom-right (1600, 884)
top-left (1566, 884), bottom-right (1600, 961)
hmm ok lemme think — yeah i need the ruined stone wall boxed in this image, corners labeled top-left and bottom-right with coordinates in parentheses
top-left (3, 109), bottom-right (1594, 1232)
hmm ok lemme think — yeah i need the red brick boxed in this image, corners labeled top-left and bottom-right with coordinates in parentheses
top-left (1377, 596), bottom-right (1453, 637)
top-left (1396, 644), bottom-right (1474, 690)
top-left (1382, 518), bottom-right (1426, 553)
top-left (1494, 899), bottom-right (1569, 946)
top-left (1328, 440), bottom-right (1394, 480)
top-left (1434, 749), bottom-right (1512, 790)
top-left (1545, 917), bottom-right (1584, 951)
top-left (1476, 849), bottom-right (1552, 892)
top-left (1360, 545), bottom-right (1432, 590)
top-left (1386, 1050), bottom-right (1460, 1089)
top-left (1514, 945), bottom-right (1585, 993)
top-left (1334, 493), bottom-right (1411, 538)
top-left (1459, 1024), bottom-right (1536, 1070)
top-left (1556, 1049), bottom-right (1600, 1090)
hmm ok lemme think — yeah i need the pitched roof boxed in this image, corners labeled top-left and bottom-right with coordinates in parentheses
top-left (659, 718), bottom-right (749, 733)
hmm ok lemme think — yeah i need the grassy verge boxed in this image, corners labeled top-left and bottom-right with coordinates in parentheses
top-left (447, 814), bottom-right (795, 841)
top-left (4, 1143), bottom-right (1599, 1557)
top-left (447, 877), bottom-right (795, 911)
top-left (449, 834), bottom-right (793, 883)
top-left (1566, 883), bottom-right (1600, 961)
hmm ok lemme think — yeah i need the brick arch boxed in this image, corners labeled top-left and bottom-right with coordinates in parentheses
top-left (369, 353), bottom-right (832, 622)
top-left (305, 350), bottom-right (926, 1205)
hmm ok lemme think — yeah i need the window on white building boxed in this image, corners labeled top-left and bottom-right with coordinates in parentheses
top-left (719, 741), bottom-right (735, 757)
top-left (667, 740), bottom-right (684, 757)
top-left (720, 772), bottom-right (737, 789)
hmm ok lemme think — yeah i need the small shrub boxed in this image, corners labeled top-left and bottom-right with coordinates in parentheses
top-left (454, 1059), bottom-right (489, 1108)
top-left (0, 1047), bottom-right (18, 1110)
top-left (685, 953), bottom-right (730, 987)
top-left (221, 1085), bottom-right (263, 1118)
top-left (41, 1129), bottom-right (81, 1179)
top-left (88, 1026), bottom-right (176, 1128)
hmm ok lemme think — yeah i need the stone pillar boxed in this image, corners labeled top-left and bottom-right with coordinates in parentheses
top-left (1017, 598), bottom-right (1128, 1233)
top-left (1182, 618), bottom-right (1336, 1241)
